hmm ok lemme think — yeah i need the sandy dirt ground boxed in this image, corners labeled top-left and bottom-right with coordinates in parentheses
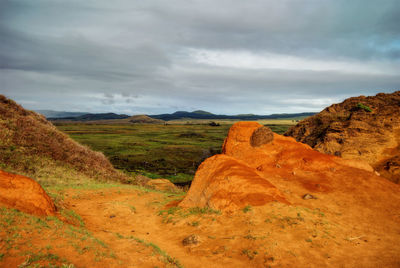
top-left (1, 184), bottom-right (400, 267)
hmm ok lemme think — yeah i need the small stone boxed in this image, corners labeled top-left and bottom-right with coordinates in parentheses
top-left (276, 164), bottom-right (281, 168)
top-left (109, 215), bottom-right (116, 218)
top-left (250, 126), bottom-right (274, 147)
top-left (182, 234), bottom-right (200, 246)
top-left (303, 194), bottom-right (317, 200)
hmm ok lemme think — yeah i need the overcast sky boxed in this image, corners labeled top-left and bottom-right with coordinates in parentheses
top-left (1, 0), bottom-right (399, 115)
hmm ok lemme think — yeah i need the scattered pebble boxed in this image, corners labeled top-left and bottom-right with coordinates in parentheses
top-left (182, 234), bottom-right (200, 246)
top-left (303, 194), bottom-right (317, 200)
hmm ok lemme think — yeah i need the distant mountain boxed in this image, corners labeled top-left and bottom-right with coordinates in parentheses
top-left (36, 110), bottom-right (87, 118)
top-left (192, 110), bottom-right (214, 115)
top-left (149, 111), bottom-right (316, 121)
top-left (128, 115), bottom-right (164, 124)
top-left (49, 113), bottom-right (130, 121)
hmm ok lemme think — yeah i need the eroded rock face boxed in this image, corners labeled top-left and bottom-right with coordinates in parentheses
top-left (285, 91), bottom-right (400, 183)
top-left (180, 121), bottom-right (388, 212)
top-left (0, 170), bottom-right (56, 216)
top-left (179, 154), bottom-right (288, 211)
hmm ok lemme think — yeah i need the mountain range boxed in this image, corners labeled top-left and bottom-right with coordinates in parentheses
top-left (40, 109), bottom-right (315, 121)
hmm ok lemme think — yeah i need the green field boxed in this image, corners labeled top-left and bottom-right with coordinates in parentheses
top-left (55, 122), bottom-right (293, 183)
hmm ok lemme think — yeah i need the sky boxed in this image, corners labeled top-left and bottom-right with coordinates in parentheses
top-left (1, 0), bottom-right (400, 115)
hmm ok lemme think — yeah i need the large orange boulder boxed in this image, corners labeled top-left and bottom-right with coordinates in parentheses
top-left (180, 121), bottom-right (395, 212)
top-left (0, 170), bottom-right (56, 216)
top-left (179, 154), bottom-right (287, 211)
top-left (222, 122), bottom-right (373, 175)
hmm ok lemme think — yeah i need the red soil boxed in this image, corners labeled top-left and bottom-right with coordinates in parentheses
top-left (0, 170), bottom-right (56, 216)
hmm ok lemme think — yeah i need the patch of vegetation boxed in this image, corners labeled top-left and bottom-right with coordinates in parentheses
top-left (356, 102), bottom-right (372, 112)
top-left (190, 221), bottom-right (199, 227)
top-left (242, 205), bottom-right (252, 213)
top-left (186, 207), bottom-right (221, 215)
top-left (111, 233), bottom-right (183, 268)
top-left (61, 209), bottom-right (85, 227)
top-left (241, 249), bottom-right (258, 260)
top-left (0, 207), bottom-right (114, 266)
top-left (55, 123), bottom-right (292, 183)
top-left (158, 206), bottom-right (221, 224)
top-left (244, 234), bottom-right (257, 240)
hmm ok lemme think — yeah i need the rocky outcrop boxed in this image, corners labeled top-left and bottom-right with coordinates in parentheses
top-left (0, 170), bottom-right (56, 216)
top-left (180, 122), bottom-right (387, 211)
top-left (179, 154), bottom-right (288, 211)
top-left (285, 91), bottom-right (400, 183)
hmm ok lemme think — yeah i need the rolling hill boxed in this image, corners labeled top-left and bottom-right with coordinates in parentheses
top-left (0, 95), bottom-right (129, 185)
top-left (149, 110), bottom-right (315, 121)
top-left (36, 110), bottom-right (88, 118)
top-left (49, 112), bottom-right (130, 121)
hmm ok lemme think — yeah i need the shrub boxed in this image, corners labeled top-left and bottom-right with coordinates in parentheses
top-left (356, 103), bottom-right (372, 112)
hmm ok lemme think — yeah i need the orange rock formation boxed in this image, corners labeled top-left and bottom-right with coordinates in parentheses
top-left (0, 170), bottom-right (56, 216)
top-left (179, 154), bottom-right (288, 211)
top-left (180, 122), bottom-right (398, 211)
top-left (285, 91), bottom-right (400, 183)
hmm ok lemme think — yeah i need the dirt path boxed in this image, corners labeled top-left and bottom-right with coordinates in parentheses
top-left (2, 183), bottom-right (400, 267)
top-left (65, 188), bottom-right (250, 267)
top-left (63, 185), bottom-right (400, 268)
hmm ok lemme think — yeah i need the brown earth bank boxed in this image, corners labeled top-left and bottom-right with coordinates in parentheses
top-left (285, 91), bottom-right (400, 183)
top-left (0, 170), bottom-right (55, 216)
top-left (0, 95), bottom-right (128, 183)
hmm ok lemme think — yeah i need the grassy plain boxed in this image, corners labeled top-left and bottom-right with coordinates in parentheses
top-left (55, 120), bottom-right (294, 183)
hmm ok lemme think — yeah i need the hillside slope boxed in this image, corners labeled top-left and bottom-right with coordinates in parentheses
top-left (49, 112), bottom-right (129, 121)
top-left (150, 111), bottom-right (315, 121)
top-left (285, 91), bottom-right (400, 183)
top-left (0, 95), bottom-right (129, 185)
top-left (127, 115), bottom-right (164, 124)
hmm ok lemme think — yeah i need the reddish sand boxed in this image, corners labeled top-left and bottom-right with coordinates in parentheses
top-left (1, 182), bottom-right (400, 267)
top-left (0, 170), bottom-right (55, 216)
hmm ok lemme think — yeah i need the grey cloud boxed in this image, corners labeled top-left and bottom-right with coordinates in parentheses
top-left (0, 0), bottom-right (399, 114)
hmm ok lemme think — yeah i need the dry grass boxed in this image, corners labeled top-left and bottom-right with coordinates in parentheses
top-left (0, 95), bottom-right (130, 184)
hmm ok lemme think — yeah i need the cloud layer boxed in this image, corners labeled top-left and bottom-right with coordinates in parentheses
top-left (1, 0), bottom-right (399, 114)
